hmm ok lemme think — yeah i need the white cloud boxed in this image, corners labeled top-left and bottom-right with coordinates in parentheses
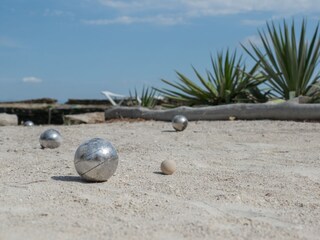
top-left (241, 13), bottom-right (300, 26)
top-left (83, 15), bottom-right (185, 25)
top-left (22, 76), bottom-right (43, 83)
top-left (84, 16), bottom-right (140, 25)
top-left (98, 0), bottom-right (180, 11)
top-left (98, 0), bottom-right (320, 14)
top-left (88, 0), bottom-right (320, 25)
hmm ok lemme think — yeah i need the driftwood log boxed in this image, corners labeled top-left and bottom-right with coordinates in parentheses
top-left (105, 103), bottom-right (320, 121)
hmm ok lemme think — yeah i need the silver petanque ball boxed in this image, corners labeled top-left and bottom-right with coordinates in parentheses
top-left (172, 115), bottom-right (188, 131)
top-left (24, 120), bottom-right (34, 126)
top-left (74, 138), bottom-right (119, 182)
top-left (39, 129), bottom-right (62, 149)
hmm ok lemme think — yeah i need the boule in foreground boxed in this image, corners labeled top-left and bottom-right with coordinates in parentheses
top-left (74, 138), bottom-right (119, 182)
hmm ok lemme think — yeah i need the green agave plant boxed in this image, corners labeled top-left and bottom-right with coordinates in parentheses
top-left (242, 19), bottom-right (320, 100)
top-left (158, 50), bottom-right (267, 106)
top-left (129, 85), bottom-right (160, 108)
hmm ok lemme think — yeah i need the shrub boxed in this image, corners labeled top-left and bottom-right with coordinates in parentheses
top-left (129, 85), bottom-right (160, 108)
top-left (242, 19), bottom-right (320, 100)
top-left (158, 50), bottom-right (267, 106)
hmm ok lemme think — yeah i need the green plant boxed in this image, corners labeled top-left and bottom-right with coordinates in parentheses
top-left (158, 50), bottom-right (267, 106)
top-left (129, 85), bottom-right (160, 108)
top-left (242, 19), bottom-right (320, 100)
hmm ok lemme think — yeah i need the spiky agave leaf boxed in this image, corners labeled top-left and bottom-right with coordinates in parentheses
top-left (158, 49), bottom-right (267, 106)
top-left (243, 19), bottom-right (320, 100)
top-left (208, 50), bottom-right (265, 104)
top-left (129, 86), bottom-right (160, 108)
top-left (140, 85), bottom-right (158, 108)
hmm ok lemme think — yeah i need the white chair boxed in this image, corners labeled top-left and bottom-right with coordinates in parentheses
top-left (101, 91), bottom-right (141, 106)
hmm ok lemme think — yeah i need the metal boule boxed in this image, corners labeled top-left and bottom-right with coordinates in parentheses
top-left (24, 120), bottom-right (34, 126)
top-left (74, 138), bottom-right (119, 182)
top-left (172, 115), bottom-right (188, 131)
top-left (39, 129), bottom-right (62, 149)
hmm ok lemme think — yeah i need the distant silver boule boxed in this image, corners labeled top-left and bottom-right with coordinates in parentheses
top-left (39, 129), bottom-right (62, 149)
top-left (74, 138), bottom-right (119, 182)
top-left (172, 115), bottom-right (188, 131)
top-left (24, 120), bottom-right (34, 126)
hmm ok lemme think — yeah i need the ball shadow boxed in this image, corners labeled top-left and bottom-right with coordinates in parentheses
top-left (161, 130), bottom-right (177, 133)
top-left (153, 171), bottom-right (166, 175)
top-left (51, 175), bottom-right (87, 183)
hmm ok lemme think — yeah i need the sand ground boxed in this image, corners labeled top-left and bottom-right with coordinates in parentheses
top-left (0, 120), bottom-right (320, 240)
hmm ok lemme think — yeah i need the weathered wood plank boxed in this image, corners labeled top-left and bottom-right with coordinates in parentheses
top-left (105, 103), bottom-right (320, 121)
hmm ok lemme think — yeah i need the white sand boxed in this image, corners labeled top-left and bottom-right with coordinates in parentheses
top-left (0, 120), bottom-right (320, 239)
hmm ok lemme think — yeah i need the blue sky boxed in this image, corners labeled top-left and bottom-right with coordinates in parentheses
top-left (1, 0), bottom-right (319, 102)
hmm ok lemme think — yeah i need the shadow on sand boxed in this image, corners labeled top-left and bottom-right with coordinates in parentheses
top-left (161, 130), bottom-right (177, 133)
top-left (153, 171), bottom-right (166, 175)
top-left (51, 175), bottom-right (87, 183)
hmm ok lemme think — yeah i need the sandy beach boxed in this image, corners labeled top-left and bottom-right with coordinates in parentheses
top-left (0, 120), bottom-right (320, 239)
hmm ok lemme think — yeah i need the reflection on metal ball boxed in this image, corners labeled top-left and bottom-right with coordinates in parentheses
top-left (39, 129), bottom-right (62, 149)
top-left (74, 138), bottom-right (119, 182)
top-left (24, 120), bottom-right (34, 126)
top-left (172, 115), bottom-right (188, 131)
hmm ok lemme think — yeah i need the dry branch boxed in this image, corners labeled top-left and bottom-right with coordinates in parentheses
top-left (105, 103), bottom-right (320, 121)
